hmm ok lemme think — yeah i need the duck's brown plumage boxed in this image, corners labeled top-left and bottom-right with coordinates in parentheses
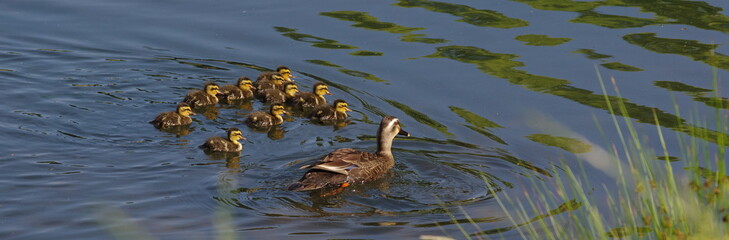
top-left (200, 128), bottom-right (245, 152)
top-left (262, 82), bottom-right (298, 105)
top-left (290, 82), bottom-right (331, 110)
top-left (287, 116), bottom-right (408, 191)
top-left (253, 73), bottom-right (285, 98)
top-left (245, 104), bottom-right (287, 129)
top-left (257, 66), bottom-right (295, 82)
top-left (150, 103), bottom-right (195, 128)
top-left (218, 76), bottom-right (255, 101)
top-left (310, 99), bottom-right (350, 123)
top-left (183, 82), bottom-right (219, 107)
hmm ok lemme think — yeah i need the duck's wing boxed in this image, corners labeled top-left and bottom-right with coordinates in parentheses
top-left (305, 148), bottom-right (363, 175)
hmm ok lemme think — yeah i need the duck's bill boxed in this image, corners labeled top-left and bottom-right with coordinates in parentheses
top-left (398, 129), bottom-right (409, 137)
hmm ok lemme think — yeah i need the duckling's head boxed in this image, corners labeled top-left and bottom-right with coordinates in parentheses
top-left (271, 73), bottom-right (285, 85)
top-left (204, 82), bottom-right (220, 96)
top-left (237, 76), bottom-right (254, 91)
top-left (379, 116), bottom-right (409, 139)
top-left (270, 103), bottom-right (287, 116)
top-left (227, 127), bottom-right (246, 142)
top-left (276, 66), bottom-right (295, 81)
top-left (333, 99), bottom-right (351, 113)
top-left (176, 102), bottom-right (196, 117)
top-left (313, 82), bottom-right (333, 97)
top-left (283, 82), bottom-right (299, 97)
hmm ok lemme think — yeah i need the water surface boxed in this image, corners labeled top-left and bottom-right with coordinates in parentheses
top-left (1, 0), bottom-right (728, 239)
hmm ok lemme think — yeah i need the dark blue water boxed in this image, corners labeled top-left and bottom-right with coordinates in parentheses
top-left (2, 0), bottom-right (728, 239)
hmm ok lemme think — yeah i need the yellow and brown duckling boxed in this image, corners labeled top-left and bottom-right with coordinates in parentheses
top-left (245, 103), bottom-right (287, 129)
top-left (150, 102), bottom-right (196, 128)
top-left (218, 76), bottom-right (255, 102)
top-left (182, 82), bottom-right (219, 107)
top-left (290, 82), bottom-right (332, 110)
top-left (287, 116), bottom-right (409, 192)
top-left (262, 82), bottom-right (299, 105)
top-left (253, 73), bottom-right (285, 98)
top-left (199, 127), bottom-right (246, 152)
top-left (257, 65), bottom-right (296, 82)
top-left (310, 99), bottom-right (351, 123)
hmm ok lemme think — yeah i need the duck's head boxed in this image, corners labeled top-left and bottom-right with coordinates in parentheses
top-left (176, 102), bottom-right (196, 117)
top-left (204, 82), bottom-right (220, 96)
top-left (283, 82), bottom-right (299, 97)
top-left (333, 99), bottom-right (351, 114)
top-left (271, 73), bottom-right (285, 86)
top-left (270, 103), bottom-right (287, 116)
top-left (227, 127), bottom-right (246, 142)
top-left (313, 82), bottom-right (333, 97)
top-left (237, 76), bottom-right (254, 91)
top-left (378, 115), bottom-right (409, 139)
top-left (277, 66), bottom-right (295, 81)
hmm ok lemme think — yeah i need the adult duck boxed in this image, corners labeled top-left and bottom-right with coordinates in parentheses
top-left (287, 116), bottom-right (408, 192)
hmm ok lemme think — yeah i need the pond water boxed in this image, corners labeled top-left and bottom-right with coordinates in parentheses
top-left (1, 0), bottom-right (728, 239)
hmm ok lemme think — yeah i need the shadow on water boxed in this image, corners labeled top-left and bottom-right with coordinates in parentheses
top-left (422, 45), bottom-right (729, 145)
top-left (320, 11), bottom-right (449, 44)
top-left (393, 0), bottom-right (529, 28)
top-left (273, 26), bottom-right (384, 57)
top-left (654, 81), bottom-right (729, 110)
top-left (512, 0), bottom-right (729, 33)
top-left (623, 33), bottom-right (729, 70)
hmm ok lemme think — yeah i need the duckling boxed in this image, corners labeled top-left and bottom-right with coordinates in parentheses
top-left (310, 99), bottom-right (351, 123)
top-left (257, 65), bottom-right (296, 82)
top-left (245, 103), bottom-right (287, 129)
top-left (290, 82), bottom-right (332, 110)
top-left (200, 127), bottom-right (246, 152)
top-left (253, 73), bottom-right (285, 98)
top-left (287, 116), bottom-right (409, 192)
top-left (182, 82), bottom-right (219, 107)
top-left (262, 82), bottom-right (299, 105)
top-left (218, 76), bottom-right (255, 102)
top-left (150, 103), bottom-right (196, 128)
